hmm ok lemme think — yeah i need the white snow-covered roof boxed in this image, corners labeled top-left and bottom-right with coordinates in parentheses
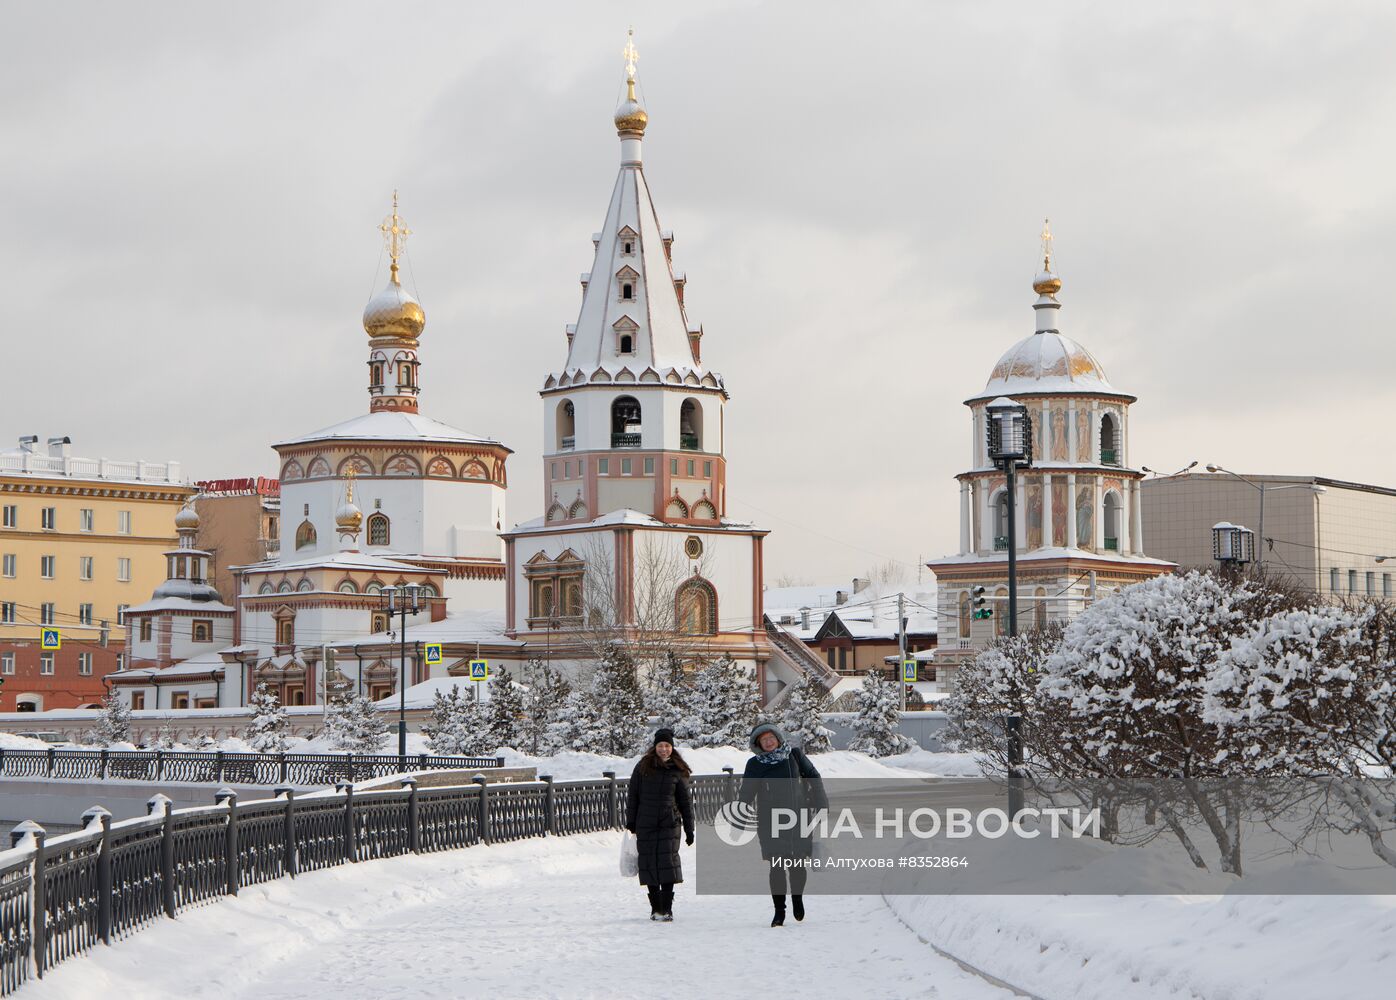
top-left (971, 331), bottom-right (1130, 403)
top-left (927, 546), bottom-right (1176, 569)
top-left (233, 550), bottom-right (430, 575)
top-left (275, 411), bottom-right (503, 449)
top-left (766, 581), bottom-right (939, 640)
top-left (121, 596), bottom-right (235, 616)
top-left (111, 650), bottom-right (231, 679)
top-left (342, 610), bottom-right (522, 649)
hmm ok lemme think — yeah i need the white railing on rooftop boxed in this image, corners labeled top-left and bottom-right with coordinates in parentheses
top-left (0, 452), bottom-right (183, 484)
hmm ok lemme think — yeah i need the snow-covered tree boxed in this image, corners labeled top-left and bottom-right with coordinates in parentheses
top-left (547, 687), bottom-right (598, 753)
top-left (779, 672), bottom-right (834, 753)
top-left (582, 644), bottom-right (647, 755)
top-left (689, 655), bottom-right (762, 748)
top-left (245, 683), bottom-right (289, 753)
top-left (848, 670), bottom-right (914, 757)
top-left (486, 666), bottom-right (524, 749)
top-left (421, 686), bottom-right (496, 756)
top-left (324, 695), bottom-right (389, 753)
top-left (86, 690), bottom-right (132, 747)
top-left (644, 651), bottom-right (697, 738)
top-left (518, 659), bottom-right (572, 755)
top-left (152, 724), bottom-right (178, 750)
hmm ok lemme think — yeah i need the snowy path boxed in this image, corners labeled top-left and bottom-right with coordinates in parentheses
top-left (26, 832), bottom-right (1017, 1000)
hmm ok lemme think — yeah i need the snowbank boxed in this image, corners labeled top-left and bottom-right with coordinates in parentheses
top-left (0, 732), bottom-right (50, 750)
top-left (493, 745), bottom-right (938, 781)
top-left (880, 749), bottom-right (987, 778)
top-left (887, 892), bottom-right (1396, 1000)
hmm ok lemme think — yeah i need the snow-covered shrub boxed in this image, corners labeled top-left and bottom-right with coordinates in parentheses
top-left (245, 683), bottom-right (288, 753)
top-left (688, 655), bottom-right (761, 748)
top-left (644, 651), bottom-right (698, 739)
top-left (86, 690), bottom-right (131, 747)
top-left (324, 695), bottom-right (388, 753)
top-left (582, 644), bottom-right (647, 755)
top-left (487, 666), bottom-right (524, 750)
top-left (779, 672), bottom-right (834, 753)
top-left (518, 660), bottom-right (571, 755)
top-left (848, 670), bottom-right (914, 757)
top-left (152, 724), bottom-right (178, 750)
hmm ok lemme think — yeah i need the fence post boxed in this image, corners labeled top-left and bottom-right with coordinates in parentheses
top-left (541, 775), bottom-right (556, 836)
top-left (81, 807), bottom-right (113, 945)
top-left (274, 786), bottom-right (296, 878)
top-left (346, 752), bottom-right (356, 784)
top-left (418, 753), bottom-right (427, 771)
top-left (147, 795), bottom-right (176, 918)
top-left (603, 770), bottom-right (618, 829)
top-left (214, 750), bottom-right (225, 785)
top-left (215, 788), bottom-right (239, 896)
top-left (722, 766), bottom-right (736, 802)
top-left (99, 748), bottom-right (108, 781)
top-left (279, 753), bottom-right (288, 784)
top-left (402, 778), bottom-right (419, 854)
top-left (336, 782), bottom-right (356, 862)
top-left (0, 747), bottom-right (5, 775)
top-left (473, 775), bottom-right (490, 844)
top-left (10, 822), bottom-right (46, 978)
top-left (46, 747), bottom-right (55, 778)
top-left (155, 748), bottom-right (164, 782)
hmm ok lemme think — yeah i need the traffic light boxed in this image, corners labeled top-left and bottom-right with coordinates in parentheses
top-left (971, 586), bottom-right (993, 620)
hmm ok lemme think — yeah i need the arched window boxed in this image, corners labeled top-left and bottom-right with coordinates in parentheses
top-left (557, 399), bottom-right (576, 449)
top-left (259, 582), bottom-right (274, 595)
top-left (338, 580), bottom-right (359, 594)
top-left (959, 592), bottom-right (972, 637)
top-left (1035, 587), bottom-right (1048, 630)
top-left (992, 492), bottom-right (1009, 551)
top-left (547, 502), bottom-right (567, 523)
top-left (568, 499), bottom-right (589, 520)
top-left (1103, 492), bottom-right (1121, 551)
top-left (665, 496), bottom-right (689, 519)
top-left (611, 395), bottom-right (642, 447)
top-left (622, 282), bottom-right (634, 300)
top-left (680, 398), bottom-right (703, 451)
top-left (692, 499), bottom-right (717, 520)
top-left (365, 581), bottom-right (383, 595)
top-left (619, 334), bottom-right (634, 354)
top-left (1100, 413), bottom-right (1119, 466)
top-left (367, 513), bottom-right (390, 546)
top-left (676, 577), bottom-right (718, 635)
top-left (370, 362), bottom-right (384, 387)
top-left (278, 581), bottom-right (294, 594)
top-left (297, 579), bottom-right (314, 593)
top-left (295, 519), bottom-right (317, 550)
top-left (418, 583), bottom-right (437, 598)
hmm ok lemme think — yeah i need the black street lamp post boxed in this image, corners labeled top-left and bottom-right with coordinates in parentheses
top-left (380, 583), bottom-right (423, 766)
top-left (986, 396), bottom-right (1032, 820)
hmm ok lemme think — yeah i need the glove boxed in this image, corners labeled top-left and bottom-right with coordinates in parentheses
top-left (685, 832), bottom-right (694, 846)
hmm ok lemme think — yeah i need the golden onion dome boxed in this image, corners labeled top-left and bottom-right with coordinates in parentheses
top-left (174, 503), bottom-right (200, 531)
top-left (363, 269), bottom-right (425, 341)
top-left (335, 497), bottom-right (363, 533)
top-left (1033, 270), bottom-right (1063, 297)
top-left (614, 71), bottom-right (648, 134)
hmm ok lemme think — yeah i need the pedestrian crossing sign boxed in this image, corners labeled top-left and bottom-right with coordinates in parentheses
top-left (424, 643), bottom-right (443, 665)
top-left (41, 629), bottom-right (61, 650)
top-left (902, 659), bottom-right (917, 683)
top-left (469, 659), bottom-right (489, 681)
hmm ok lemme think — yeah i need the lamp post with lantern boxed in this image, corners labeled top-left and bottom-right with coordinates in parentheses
top-left (1211, 521), bottom-right (1255, 579)
top-left (379, 582), bottom-right (423, 765)
top-left (986, 396), bottom-right (1032, 820)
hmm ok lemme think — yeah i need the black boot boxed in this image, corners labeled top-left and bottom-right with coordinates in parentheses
top-left (792, 895), bottom-right (805, 922)
top-left (771, 894), bottom-right (786, 927)
top-left (647, 886), bottom-right (663, 920)
top-left (660, 885), bottom-right (674, 921)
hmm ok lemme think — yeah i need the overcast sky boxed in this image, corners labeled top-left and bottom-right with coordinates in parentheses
top-left (3, 1), bottom-right (1392, 583)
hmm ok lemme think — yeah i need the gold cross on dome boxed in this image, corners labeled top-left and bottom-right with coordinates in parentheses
top-left (379, 191), bottom-right (412, 269)
top-left (623, 28), bottom-right (638, 81)
top-left (1040, 218), bottom-right (1054, 272)
top-left (344, 467), bottom-right (357, 503)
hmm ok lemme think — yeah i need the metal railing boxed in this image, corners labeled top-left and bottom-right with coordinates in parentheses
top-left (1104, 537), bottom-right (1119, 551)
top-left (560, 436), bottom-right (575, 451)
top-left (1100, 448), bottom-right (1118, 466)
top-left (0, 767), bottom-right (737, 993)
top-left (610, 432), bottom-right (641, 449)
top-left (993, 535), bottom-right (1009, 551)
top-left (680, 434), bottom-right (700, 451)
top-left (0, 749), bottom-right (502, 786)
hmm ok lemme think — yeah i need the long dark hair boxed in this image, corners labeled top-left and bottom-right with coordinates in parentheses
top-left (639, 745), bottom-right (691, 776)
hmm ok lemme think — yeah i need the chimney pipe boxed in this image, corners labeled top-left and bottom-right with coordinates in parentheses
top-left (835, 590), bottom-right (848, 606)
top-left (18, 435), bottom-right (38, 452)
top-left (47, 436), bottom-right (72, 459)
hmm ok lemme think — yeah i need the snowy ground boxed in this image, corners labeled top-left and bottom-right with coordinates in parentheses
top-left (23, 833), bottom-right (1015, 1000)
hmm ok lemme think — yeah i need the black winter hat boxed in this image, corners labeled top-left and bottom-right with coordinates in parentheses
top-left (653, 728), bottom-right (675, 746)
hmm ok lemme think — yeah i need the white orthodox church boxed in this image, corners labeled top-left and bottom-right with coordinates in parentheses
top-left (925, 229), bottom-right (1174, 690)
top-left (108, 38), bottom-right (815, 711)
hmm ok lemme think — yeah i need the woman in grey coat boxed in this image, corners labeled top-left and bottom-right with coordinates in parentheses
top-left (739, 721), bottom-right (828, 926)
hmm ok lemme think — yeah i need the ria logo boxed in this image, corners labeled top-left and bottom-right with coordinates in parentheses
top-left (714, 800), bottom-right (760, 847)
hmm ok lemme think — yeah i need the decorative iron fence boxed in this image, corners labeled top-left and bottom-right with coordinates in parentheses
top-left (0, 767), bottom-right (737, 994)
top-left (0, 749), bottom-right (502, 786)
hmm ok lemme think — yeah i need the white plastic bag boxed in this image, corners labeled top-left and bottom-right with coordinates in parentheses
top-left (619, 832), bottom-right (639, 878)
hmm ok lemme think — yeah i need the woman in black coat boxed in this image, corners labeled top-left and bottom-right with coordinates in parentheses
top-left (739, 722), bottom-right (828, 927)
top-left (625, 728), bottom-right (695, 921)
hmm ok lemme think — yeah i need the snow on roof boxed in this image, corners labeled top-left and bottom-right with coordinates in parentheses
top-left (969, 331), bottom-right (1133, 404)
top-left (112, 650), bottom-right (232, 679)
top-left (274, 411), bottom-right (505, 450)
top-left (351, 609), bottom-right (522, 648)
top-left (232, 550), bottom-right (429, 574)
top-left (927, 546), bottom-right (1176, 568)
top-left (372, 675), bottom-right (492, 710)
top-left (121, 596), bottom-right (235, 616)
top-left (767, 580), bottom-right (939, 639)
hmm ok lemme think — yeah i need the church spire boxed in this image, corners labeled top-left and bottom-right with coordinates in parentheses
top-left (1032, 218), bottom-right (1063, 333)
top-left (614, 28), bottom-right (648, 164)
top-left (362, 193), bottom-right (425, 413)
